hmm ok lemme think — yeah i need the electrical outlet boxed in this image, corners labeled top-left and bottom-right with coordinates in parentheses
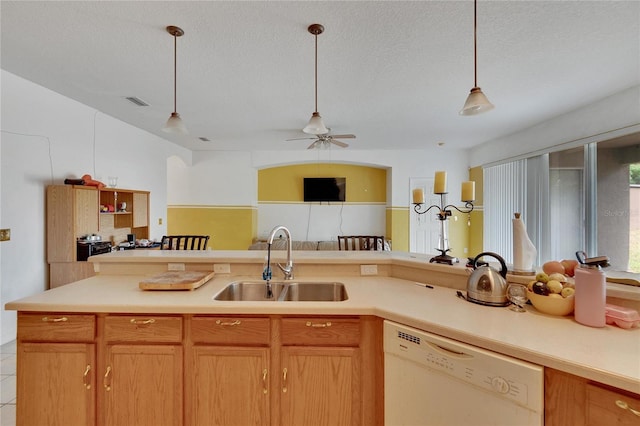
top-left (214, 263), bottom-right (231, 274)
top-left (158, 218), bottom-right (163, 225)
top-left (360, 264), bottom-right (378, 276)
top-left (0, 229), bottom-right (10, 242)
top-left (168, 263), bottom-right (185, 271)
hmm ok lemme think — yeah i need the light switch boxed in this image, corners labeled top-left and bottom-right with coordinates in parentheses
top-left (0, 229), bottom-right (10, 241)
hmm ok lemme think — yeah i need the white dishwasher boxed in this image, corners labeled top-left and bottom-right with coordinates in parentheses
top-left (384, 320), bottom-right (543, 426)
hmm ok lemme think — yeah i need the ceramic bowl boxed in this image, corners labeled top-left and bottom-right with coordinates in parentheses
top-left (528, 290), bottom-right (575, 316)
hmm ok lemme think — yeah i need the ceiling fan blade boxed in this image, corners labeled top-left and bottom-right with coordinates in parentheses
top-left (307, 140), bottom-right (320, 149)
top-left (286, 137), bottom-right (316, 141)
top-left (329, 134), bottom-right (356, 139)
top-left (331, 140), bottom-right (349, 148)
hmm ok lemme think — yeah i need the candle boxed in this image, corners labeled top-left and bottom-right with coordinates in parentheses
top-left (433, 171), bottom-right (447, 194)
top-left (461, 181), bottom-right (475, 202)
top-left (412, 188), bottom-right (425, 204)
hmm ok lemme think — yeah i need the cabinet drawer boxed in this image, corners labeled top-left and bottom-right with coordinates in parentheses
top-left (17, 313), bottom-right (95, 342)
top-left (191, 317), bottom-right (270, 345)
top-left (281, 317), bottom-right (360, 346)
top-left (105, 315), bottom-right (183, 343)
top-left (586, 383), bottom-right (640, 426)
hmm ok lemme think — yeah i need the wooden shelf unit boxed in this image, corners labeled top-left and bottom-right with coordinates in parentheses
top-left (46, 185), bottom-right (150, 288)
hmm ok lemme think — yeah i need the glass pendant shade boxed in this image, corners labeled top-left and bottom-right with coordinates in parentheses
top-left (303, 112), bottom-right (328, 135)
top-left (459, 87), bottom-right (494, 116)
top-left (162, 112), bottom-right (188, 134)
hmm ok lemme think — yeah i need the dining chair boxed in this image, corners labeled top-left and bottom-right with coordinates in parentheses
top-left (338, 235), bottom-right (385, 251)
top-left (160, 235), bottom-right (210, 250)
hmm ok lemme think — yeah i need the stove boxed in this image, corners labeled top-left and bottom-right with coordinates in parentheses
top-left (77, 240), bottom-right (112, 261)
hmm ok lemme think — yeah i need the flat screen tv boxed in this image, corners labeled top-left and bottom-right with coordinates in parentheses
top-left (303, 177), bottom-right (346, 202)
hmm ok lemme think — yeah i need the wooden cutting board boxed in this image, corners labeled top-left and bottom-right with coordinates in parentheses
top-left (139, 271), bottom-right (215, 291)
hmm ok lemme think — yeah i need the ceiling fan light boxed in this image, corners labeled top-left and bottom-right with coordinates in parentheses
top-left (162, 112), bottom-right (188, 134)
top-left (303, 112), bottom-right (329, 135)
top-left (459, 87), bottom-right (494, 116)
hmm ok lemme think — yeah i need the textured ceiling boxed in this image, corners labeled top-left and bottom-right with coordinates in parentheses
top-left (1, 1), bottom-right (638, 152)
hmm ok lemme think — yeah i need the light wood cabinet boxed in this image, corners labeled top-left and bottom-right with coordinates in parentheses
top-left (47, 185), bottom-right (99, 263)
top-left (279, 317), bottom-right (362, 426)
top-left (16, 313), bottom-right (96, 426)
top-left (189, 345), bottom-right (270, 426)
top-left (280, 346), bottom-right (360, 426)
top-left (46, 185), bottom-right (150, 288)
top-left (102, 315), bottom-right (183, 426)
top-left (586, 383), bottom-right (640, 425)
top-left (16, 312), bottom-right (382, 426)
top-left (545, 368), bottom-right (640, 426)
top-left (187, 316), bottom-right (271, 426)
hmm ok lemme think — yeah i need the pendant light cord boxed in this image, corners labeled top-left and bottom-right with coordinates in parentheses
top-left (314, 32), bottom-right (318, 113)
top-left (473, 0), bottom-right (478, 88)
top-left (173, 33), bottom-right (178, 114)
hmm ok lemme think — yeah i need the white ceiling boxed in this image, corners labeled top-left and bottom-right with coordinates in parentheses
top-left (1, 1), bottom-right (638, 152)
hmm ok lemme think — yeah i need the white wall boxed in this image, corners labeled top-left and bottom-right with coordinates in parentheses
top-left (470, 86), bottom-right (640, 166)
top-left (167, 147), bottom-right (472, 244)
top-left (0, 70), bottom-right (191, 344)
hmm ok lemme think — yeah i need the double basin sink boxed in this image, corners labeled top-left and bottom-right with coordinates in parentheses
top-left (213, 281), bottom-right (348, 302)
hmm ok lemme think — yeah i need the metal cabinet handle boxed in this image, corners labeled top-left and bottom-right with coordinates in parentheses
top-left (262, 369), bottom-right (268, 395)
top-left (616, 400), bottom-right (640, 416)
top-left (306, 321), bottom-right (331, 328)
top-left (130, 318), bottom-right (155, 325)
top-left (215, 319), bottom-right (242, 326)
top-left (83, 365), bottom-right (91, 390)
top-left (103, 366), bottom-right (112, 391)
top-left (282, 368), bottom-right (288, 393)
top-left (42, 316), bottom-right (68, 322)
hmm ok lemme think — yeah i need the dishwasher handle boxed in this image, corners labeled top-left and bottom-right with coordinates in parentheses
top-left (425, 341), bottom-right (474, 359)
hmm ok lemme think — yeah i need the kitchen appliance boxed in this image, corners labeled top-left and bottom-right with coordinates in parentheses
top-left (384, 320), bottom-right (543, 426)
top-left (77, 240), bottom-right (112, 261)
top-left (466, 251), bottom-right (509, 306)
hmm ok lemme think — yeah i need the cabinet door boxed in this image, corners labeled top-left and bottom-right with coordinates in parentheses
top-left (188, 346), bottom-right (270, 426)
top-left (103, 344), bottom-right (182, 426)
top-left (280, 346), bottom-right (361, 426)
top-left (75, 187), bottom-right (99, 237)
top-left (586, 383), bottom-right (640, 426)
top-left (133, 192), bottom-right (149, 228)
top-left (17, 342), bottom-right (95, 426)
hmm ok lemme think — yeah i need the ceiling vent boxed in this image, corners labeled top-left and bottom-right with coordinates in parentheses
top-left (125, 96), bottom-right (150, 107)
top-left (198, 137), bottom-right (211, 142)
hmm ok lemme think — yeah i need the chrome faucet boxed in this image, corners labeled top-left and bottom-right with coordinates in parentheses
top-left (262, 226), bottom-right (294, 298)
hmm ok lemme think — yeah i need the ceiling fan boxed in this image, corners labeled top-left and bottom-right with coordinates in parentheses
top-left (287, 133), bottom-right (356, 149)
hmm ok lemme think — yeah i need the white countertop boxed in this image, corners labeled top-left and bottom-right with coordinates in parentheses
top-left (6, 271), bottom-right (640, 394)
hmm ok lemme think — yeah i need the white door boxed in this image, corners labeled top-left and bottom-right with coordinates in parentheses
top-left (409, 178), bottom-right (440, 254)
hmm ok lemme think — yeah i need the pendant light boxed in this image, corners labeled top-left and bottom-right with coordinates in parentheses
top-left (162, 25), bottom-right (188, 134)
top-left (302, 24), bottom-right (329, 135)
top-left (460, 0), bottom-right (494, 116)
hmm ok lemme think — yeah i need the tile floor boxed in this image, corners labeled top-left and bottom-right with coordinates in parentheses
top-left (1, 340), bottom-right (16, 426)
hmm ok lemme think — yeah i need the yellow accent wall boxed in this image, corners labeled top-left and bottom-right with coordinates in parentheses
top-left (258, 163), bottom-right (387, 202)
top-left (468, 166), bottom-right (484, 257)
top-left (167, 206), bottom-right (256, 250)
top-left (387, 208), bottom-right (409, 251)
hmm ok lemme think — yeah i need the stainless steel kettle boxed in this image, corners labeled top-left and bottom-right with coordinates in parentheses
top-left (466, 252), bottom-right (509, 307)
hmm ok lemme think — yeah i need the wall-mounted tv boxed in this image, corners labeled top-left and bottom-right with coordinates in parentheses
top-left (303, 177), bottom-right (346, 202)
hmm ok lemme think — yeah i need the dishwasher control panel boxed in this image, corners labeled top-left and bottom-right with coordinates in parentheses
top-left (384, 320), bottom-right (544, 414)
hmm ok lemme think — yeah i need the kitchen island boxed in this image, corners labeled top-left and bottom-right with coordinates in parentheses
top-left (6, 250), bottom-right (640, 425)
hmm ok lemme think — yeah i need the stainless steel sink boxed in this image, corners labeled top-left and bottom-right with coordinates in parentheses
top-left (213, 281), bottom-right (286, 301)
top-left (213, 281), bottom-right (348, 302)
top-left (281, 282), bottom-right (348, 301)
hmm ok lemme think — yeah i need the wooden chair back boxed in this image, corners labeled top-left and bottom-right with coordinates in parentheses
top-left (160, 235), bottom-right (210, 250)
top-left (338, 236), bottom-right (385, 251)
